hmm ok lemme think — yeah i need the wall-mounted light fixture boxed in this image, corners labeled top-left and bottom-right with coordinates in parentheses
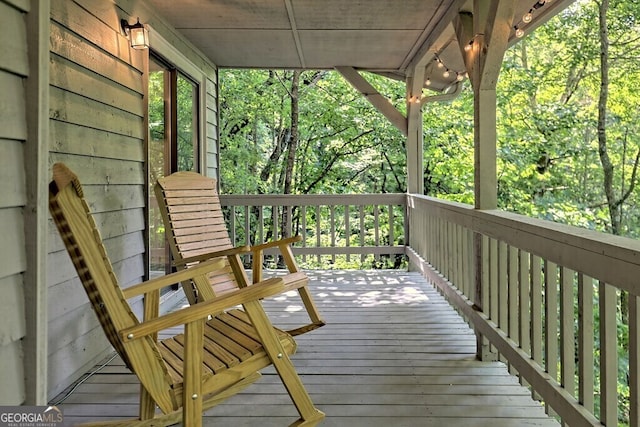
top-left (121, 18), bottom-right (149, 49)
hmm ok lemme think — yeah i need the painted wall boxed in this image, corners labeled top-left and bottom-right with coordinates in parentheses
top-left (0, 0), bottom-right (29, 405)
top-left (0, 0), bottom-right (219, 403)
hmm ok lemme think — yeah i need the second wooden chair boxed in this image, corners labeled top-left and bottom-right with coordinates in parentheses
top-left (154, 171), bottom-right (325, 336)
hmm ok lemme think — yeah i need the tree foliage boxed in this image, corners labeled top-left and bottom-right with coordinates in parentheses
top-left (219, 2), bottom-right (640, 422)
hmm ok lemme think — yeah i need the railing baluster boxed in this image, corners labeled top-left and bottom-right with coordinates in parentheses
top-left (441, 219), bottom-right (447, 277)
top-left (489, 238), bottom-right (498, 324)
top-left (374, 205), bottom-right (380, 263)
top-left (518, 249), bottom-right (531, 386)
top-left (465, 228), bottom-right (473, 305)
top-left (272, 205), bottom-right (279, 241)
top-left (344, 204), bottom-right (350, 263)
top-left (286, 204), bottom-right (292, 238)
top-left (389, 204), bottom-right (394, 254)
top-left (456, 224), bottom-right (463, 296)
top-left (229, 206), bottom-right (236, 245)
top-left (481, 234), bottom-right (490, 321)
top-left (498, 241), bottom-right (508, 334)
top-left (530, 254), bottom-right (542, 400)
top-left (479, 233), bottom-right (492, 360)
top-left (508, 245), bottom-right (519, 351)
top-left (630, 293), bottom-right (640, 427)
top-left (450, 222), bottom-right (456, 280)
top-left (301, 205), bottom-right (307, 263)
top-left (599, 281), bottom-right (618, 425)
top-left (577, 273), bottom-right (594, 413)
top-left (359, 205), bottom-right (365, 263)
top-left (315, 205), bottom-right (321, 264)
top-left (545, 260), bottom-right (559, 384)
top-left (330, 205), bottom-right (336, 264)
top-left (244, 205), bottom-right (250, 245)
top-left (258, 205), bottom-right (264, 245)
top-left (560, 267), bottom-right (575, 397)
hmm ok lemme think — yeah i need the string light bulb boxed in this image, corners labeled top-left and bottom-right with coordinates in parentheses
top-left (425, 56), bottom-right (466, 86)
top-left (512, 0), bottom-right (553, 39)
top-left (464, 41), bottom-right (473, 52)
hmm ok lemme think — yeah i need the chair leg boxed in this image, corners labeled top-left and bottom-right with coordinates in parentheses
top-left (139, 386), bottom-right (156, 420)
top-left (243, 300), bottom-right (325, 425)
top-left (183, 320), bottom-right (204, 427)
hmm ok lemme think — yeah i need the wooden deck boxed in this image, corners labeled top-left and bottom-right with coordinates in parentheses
top-left (52, 270), bottom-right (558, 426)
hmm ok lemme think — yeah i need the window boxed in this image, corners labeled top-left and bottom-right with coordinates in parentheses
top-left (148, 53), bottom-right (200, 278)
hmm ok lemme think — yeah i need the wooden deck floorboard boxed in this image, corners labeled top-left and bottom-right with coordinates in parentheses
top-left (52, 270), bottom-right (558, 426)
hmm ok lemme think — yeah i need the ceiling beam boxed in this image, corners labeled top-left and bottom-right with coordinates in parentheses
top-left (284, 0), bottom-right (306, 68)
top-left (479, 1), bottom-right (516, 90)
top-left (402, 0), bottom-right (467, 72)
top-left (336, 66), bottom-right (408, 137)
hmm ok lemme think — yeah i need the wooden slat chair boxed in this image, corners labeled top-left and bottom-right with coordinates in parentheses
top-left (49, 163), bottom-right (324, 427)
top-left (154, 171), bottom-right (325, 336)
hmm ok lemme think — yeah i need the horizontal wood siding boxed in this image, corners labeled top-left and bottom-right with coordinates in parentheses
top-left (46, 0), bottom-right (220, 400)
top-left (0, 0), bottom-right (28, 405)
top-left (47, 0), bottom-right (146, 399)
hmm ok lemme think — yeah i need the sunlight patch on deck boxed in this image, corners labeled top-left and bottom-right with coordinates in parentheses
top-left (356, 286), bottom-right (429, 306)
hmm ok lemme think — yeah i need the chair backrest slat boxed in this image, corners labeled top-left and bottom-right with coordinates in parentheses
top-left (155, 172), bottom-right (239, 299)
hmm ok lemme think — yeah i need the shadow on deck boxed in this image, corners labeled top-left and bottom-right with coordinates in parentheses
top-left (52, 270), bottom-right (559, 426)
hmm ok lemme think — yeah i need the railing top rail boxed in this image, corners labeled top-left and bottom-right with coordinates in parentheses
top-left (408, 193), bottom-right (640, 294)
top-left (220, 193), bottom-right (407, 206)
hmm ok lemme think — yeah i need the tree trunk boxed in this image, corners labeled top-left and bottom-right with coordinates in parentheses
top-left (282, 71), bottom-right (300, 242)
top-left (597, 0), bottom-right (629, 323)
top-left (284, 71), bottom-right (300, 197)
top-left (597, 0), bottom-right (620, 235)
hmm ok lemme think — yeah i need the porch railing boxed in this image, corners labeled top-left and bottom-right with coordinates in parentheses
top-left (220, 191), bottom-right (640, 425)
top-left (218, 194), bottom-right (407, 268)
top-left (407, 193), bottom-right (640, 427)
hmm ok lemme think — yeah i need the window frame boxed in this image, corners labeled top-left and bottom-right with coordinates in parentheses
top-left (144, 27), bottom-right (208, 282)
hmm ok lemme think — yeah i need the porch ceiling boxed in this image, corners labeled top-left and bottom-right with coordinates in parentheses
top-left (148, 0), bottom-right (574, 92)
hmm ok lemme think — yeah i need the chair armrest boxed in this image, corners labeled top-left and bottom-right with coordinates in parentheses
top-left (172, 245), bottom-right (251, 267)
top-left (122, 259), bottom-right (226, 299)
top-left (120, 277), bottom-right (285, 341)
top-left (251, 236), bottom-right (302, 252)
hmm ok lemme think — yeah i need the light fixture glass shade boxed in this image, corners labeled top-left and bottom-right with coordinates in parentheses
top-left (122, 18), bottom-right (149, 49)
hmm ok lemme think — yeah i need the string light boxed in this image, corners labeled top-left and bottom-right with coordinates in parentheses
top-left (426, 55), bottom-right (466, 86)
top-left (513, 0), bottom-right (550, 39)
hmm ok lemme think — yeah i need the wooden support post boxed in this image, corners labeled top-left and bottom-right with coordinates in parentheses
top-left (24, 0), bottom-right (50, 404)
top-left (457, 0), bottom-right (516, 361)
top-left (406, 67), bottom-right (426, 195)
